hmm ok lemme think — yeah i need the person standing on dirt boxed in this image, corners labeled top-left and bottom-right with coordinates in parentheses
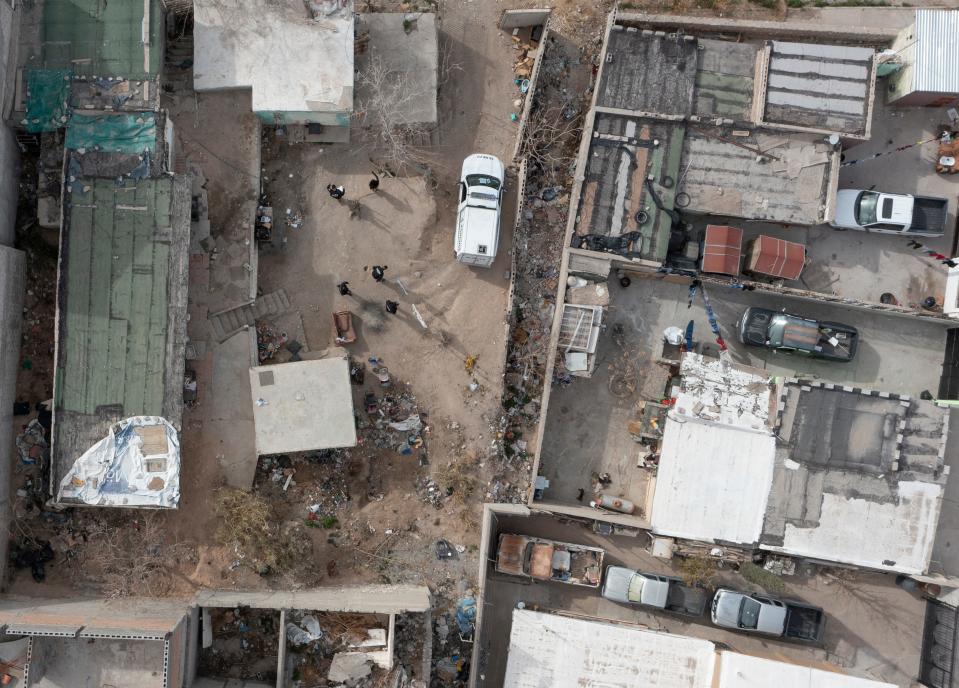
top-left (371, 265), bottom-right (388, 282)
top-left (337, 281), bottom-right (351, 296)
top-left (327, 183), bottom-right (345, 200)
top-left (369, 171), bottom-right (380, 192)
top-left (385, 300), bottom-right (398, 314)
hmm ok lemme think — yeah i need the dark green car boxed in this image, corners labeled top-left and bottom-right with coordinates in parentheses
top-left (737, 307), bottom-right (858, 362)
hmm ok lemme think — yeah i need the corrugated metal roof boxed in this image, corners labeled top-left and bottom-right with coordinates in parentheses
top-left (913, 10), bottom-right (959, 94)
top-left (42, 0), bottom-right (164, 78)
top-left (764, 41), bottom-right (874, 135)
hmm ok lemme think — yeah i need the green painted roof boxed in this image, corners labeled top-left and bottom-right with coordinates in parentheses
top-left (42, 0), bottom-right (164, 79)
top-left (55, 177), bottom-right (174, 420)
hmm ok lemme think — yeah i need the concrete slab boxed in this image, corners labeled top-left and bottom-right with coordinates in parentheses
top-left (356, 14), bottom-right (438, 125)
top-left (249, 356), bottom-right (357, 455)
top-left (209, 330), bottom-right (257, 489)
top-left (28, 636), bottom-right (167, 688)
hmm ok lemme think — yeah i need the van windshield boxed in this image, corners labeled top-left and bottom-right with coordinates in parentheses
top-left (466, 174), bottom-right (501, 190)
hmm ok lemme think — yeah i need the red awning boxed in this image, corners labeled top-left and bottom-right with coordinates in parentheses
top-left (747, 235), bottom-right (806, 280)
top-left (701, 225), bottom-right (743, 276)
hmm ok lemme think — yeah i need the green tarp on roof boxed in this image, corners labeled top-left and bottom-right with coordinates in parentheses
top-left (42, 0), bottom-right (164, 79)
top-left (65, 112), bottom-right (157, 154)
top-left (55, 177), bottom-right (174, 419)
top-left (23, 69), bottom-right (72, 133)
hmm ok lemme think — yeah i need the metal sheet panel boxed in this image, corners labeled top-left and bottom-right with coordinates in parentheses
top-left (914, 10), bottom-right (959, 94)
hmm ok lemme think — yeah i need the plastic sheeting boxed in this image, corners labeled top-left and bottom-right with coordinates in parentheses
top-left (57, 416), bottom-right (180, 508)
top-left (65, 112), bottom-right (157, 155)
top-left (23, 69), bottom-right (72, 133)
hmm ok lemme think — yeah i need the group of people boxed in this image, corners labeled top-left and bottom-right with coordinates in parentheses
top-left (327, 171), bottom-right (379, 200)
top-left (337, 269), bottom-right (397, 315)
top-left (330, 173), bottom-right (400, 315)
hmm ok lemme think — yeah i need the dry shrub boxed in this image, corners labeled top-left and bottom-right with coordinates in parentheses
top-left (678, 555), bottom-right (718, 588)
top-left (435, 459), bottom-right (477, 504)
top-left (79, 513), bottom-right (195, 598)
top-left (214, 488), bottom-right (308, 574)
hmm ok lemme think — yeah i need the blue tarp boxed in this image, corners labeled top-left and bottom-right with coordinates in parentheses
top-left (65, 112), bottom-right (157, 154)
top-left (23, 69), bottom-right (72, 133)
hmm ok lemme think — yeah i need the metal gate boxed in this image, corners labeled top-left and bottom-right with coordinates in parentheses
top-left (920, 600), bottom-right (959, 688)
top-left (939, 329), bottom-right (959, 400)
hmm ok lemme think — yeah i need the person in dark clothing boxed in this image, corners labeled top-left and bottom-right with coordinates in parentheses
top-left (385, 300), bottom-right (398, 314)
top-left (369, 171), bottom-right (380, 192)
top-left (576, 488), bottom-right (585, 502)
top-left (337, 281), bottom-right (351, 296)
top-left (371, 265), bottom-right (388, 282)
top-left (327, 184), bottom-right (345, 199)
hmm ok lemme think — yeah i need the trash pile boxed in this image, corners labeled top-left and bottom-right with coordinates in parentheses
top-left (355, 386), bottom-right (429, 462)
top-left (431, 596), bottom-right (476, 687)
top-left (285, 611), bottom-right (410, 688)
top-left (256, 321), bottom-right (288, 362)
top-left (199, 608), bottom-right (280, 682)
top-left (493, 28), bottom-right (592, 505)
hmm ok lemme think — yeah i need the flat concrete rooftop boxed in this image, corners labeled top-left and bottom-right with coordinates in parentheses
top-left (28, 636), bottom-right (167, 688)
top-left (193, 0), bottom-right (354, 119)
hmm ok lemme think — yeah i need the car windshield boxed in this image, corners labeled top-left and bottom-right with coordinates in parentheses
top-left (469, 190), bottom-right (499, 203)
top-left (740, 598), bottom-right (762, 629)
top-left (466, 174), bottom-right (501, 190)
top-left (855, 191), bottom-right (880, 224)
top-left (766, 317), bottom-right (786, 347)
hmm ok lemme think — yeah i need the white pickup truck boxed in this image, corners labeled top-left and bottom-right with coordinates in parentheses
top-left (831, 189), bottom-right (948, 237)
top-left (454, 153), bottom-right (505, 268)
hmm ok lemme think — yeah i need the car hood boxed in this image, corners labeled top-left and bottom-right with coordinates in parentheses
top-left (461, 153), bottom-right (505, 181)
top-left (712, 591), bottom-right (742, 627)
top-left (602, 566), bottom-right (633, 603)
top-left (833, 189), bottom-right (862, 228)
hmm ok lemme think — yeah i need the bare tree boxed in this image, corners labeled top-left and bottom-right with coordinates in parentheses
top-left (520, 105), bottom-right (582, 181)
top-left (355, 55), bottom-right (434, 173)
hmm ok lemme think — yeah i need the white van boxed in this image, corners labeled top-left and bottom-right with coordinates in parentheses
top-left (454, 153), bottom-right (505, 268)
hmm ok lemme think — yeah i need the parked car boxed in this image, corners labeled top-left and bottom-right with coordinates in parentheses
top-left (495, 533), bottom-right (604, 587)
top-left (831, 189), bottom-right (948, 237)
top-left (454, 153), bottom-right (505, 268)
top-left (710, 588), bottom-right (825, 643)
top-left (601, 566), bottom-right (708, 617)
top-left (738, 307), bottom-right (858, 362)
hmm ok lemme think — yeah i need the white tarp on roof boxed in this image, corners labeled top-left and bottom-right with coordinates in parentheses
top-left (504, 609), bottom-right (716, 688)
top-left (651, 417), bottom-right (775, 544)
top-left (762, 480), bottom-right (943, 574)
top-left (718, 652), bottom-right (896, 688)
top-left (57, 416), bottom-right (180, 508)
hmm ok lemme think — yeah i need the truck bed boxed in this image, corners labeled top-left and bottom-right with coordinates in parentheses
top-left (909, 196), bottom-right (948, 234)
top-left (664, 584), bottom-right (708, 617)
top-left (784, 604), bottom-right (824, 642)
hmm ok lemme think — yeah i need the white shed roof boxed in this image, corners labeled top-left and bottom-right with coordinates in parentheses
top-left (651, 417), bottom-right (776, 545)
top-left (249, 357), bottom-right (357, 455)
top-left (717, 652), bottom-right (896, 688)
top-left (193, 0), bottom-right (354, 115)
top-left (504, 610), bottom-right (716, 688)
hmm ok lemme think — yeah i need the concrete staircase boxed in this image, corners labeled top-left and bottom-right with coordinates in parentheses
top-left (209, 289), bottom-right (292, 342)
top-left (163, 34), bottom-right (194, 93)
